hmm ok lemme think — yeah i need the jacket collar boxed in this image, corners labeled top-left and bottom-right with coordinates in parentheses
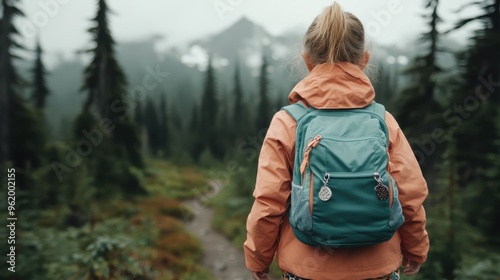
top-left (288, 62), bottom-right (375, 109)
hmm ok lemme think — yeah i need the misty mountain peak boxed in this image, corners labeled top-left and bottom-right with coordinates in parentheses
top-left (189, 16), bottom-right (272, 60)
top-left (231, 16), bottom-right (257, 33)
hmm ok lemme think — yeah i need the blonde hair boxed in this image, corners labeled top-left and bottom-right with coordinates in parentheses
top-left (304, 2), bottom-right (366, 66)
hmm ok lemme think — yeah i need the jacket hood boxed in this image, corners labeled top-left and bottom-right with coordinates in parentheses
top-left (288, 62), bottom-right (375, 109)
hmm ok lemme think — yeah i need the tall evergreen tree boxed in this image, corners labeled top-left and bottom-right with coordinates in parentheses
top-left (450, 0), bottom-right (500, 179)
top-left (170, 105), bottom-right (183, 131)
top-left (31, 39), bottom-right (50, 110)
top-left (428, 1), bottom-right (500, 278)
top-left (374, 64), bottom-right (396, 106)
top-left (0, 0), bottom-right (44, 170)
top-left (232, 62), bottom-right (246, 142)
top-left (159, 93), bottom-right (169, 157)
top-left (255, 55), bottom-right (271, 132)
top-left (393, 0), bottom-right (444, 183)
top-left (189, 104), bottom-right (203, 160)
top-left (189, 104), bottom-right (199, 132)
top-left (217, 90), bottom-right (230, 154)
top-left (144, 98), bottom-right (160, 155)
top-left (82, 0), bottom-right (125, 117)
top-left (396, 0), bottom-right (443, 138)
top-left (72, 0), bottom-right (145, 198)
top-left (200, 57), bottom-right (224, 159)
top-left (0, 0), bottom-right (22, 167)
top-left (134, 102), bottom-right (143, 126)
top-left (79, 0), bottom-right (143, 168)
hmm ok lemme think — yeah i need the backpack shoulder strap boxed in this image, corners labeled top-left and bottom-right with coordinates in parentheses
top-left (373, 102), bottom-right (385, 122)
top-left (365, 101), bottom-right (386, 121)
top-left (363, 102), bottom-right (389, 145)
top-left (282, 101), bottom-right (312, 122)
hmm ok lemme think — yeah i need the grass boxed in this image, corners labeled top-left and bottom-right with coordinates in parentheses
top-left (133, 196), bottom-right (213, 279)
top-left (144, 159), bottom-right (211, 200)
top-left (136, 159), bottom-right (215, 279)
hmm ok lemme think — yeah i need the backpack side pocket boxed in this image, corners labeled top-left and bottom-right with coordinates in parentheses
top-left (290, 182), bottom-right (313, 232)
top-left (388, 176), bottom-right (405, 230)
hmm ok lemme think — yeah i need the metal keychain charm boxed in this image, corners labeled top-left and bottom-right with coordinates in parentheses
top-left (318, 173), bottom-right (332, 201)
top-left (373, 172), bottom-right (390, 201)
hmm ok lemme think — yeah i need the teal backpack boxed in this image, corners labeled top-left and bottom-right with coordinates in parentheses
top-left (282, 101), bottom-right (405, 248)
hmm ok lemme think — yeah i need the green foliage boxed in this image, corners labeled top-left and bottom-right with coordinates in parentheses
top-left (210, 164), bottom-right (255, 246)
top-left (455, 254), bottom-right (500, 280)
top-left (0, 160), bottom-right (215, 280)
top-left (0, 217), bottom-right (156, 280)
top-left (144, 159), bottom-right (210, 200)
top-left (208, 162), bottom-right (285, 279)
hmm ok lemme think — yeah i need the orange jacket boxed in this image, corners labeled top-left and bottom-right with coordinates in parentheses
top-left (244, 62), bottom-right (429, 279)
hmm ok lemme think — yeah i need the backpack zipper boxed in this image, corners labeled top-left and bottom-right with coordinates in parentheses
top-left (301, 135), bottom-right (322, 215)
top-left (300, 135), bottom-right (322, 177)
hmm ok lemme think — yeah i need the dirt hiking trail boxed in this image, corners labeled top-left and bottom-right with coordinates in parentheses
top-left (185, 180), bottom-right (278, 280)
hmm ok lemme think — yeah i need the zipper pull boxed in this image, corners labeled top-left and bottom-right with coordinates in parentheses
top-left (319, 173), bottom-right (332, 201)
top-left (300, 135), bottom-right (322, 175)
top-left (373, 172), bottom-right (389, 201)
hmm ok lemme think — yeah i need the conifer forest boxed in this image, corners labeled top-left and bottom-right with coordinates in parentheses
top-left (0, 0), bottom-right (499, 279)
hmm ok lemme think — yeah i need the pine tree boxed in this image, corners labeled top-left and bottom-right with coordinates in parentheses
top-left (31, 39), bottom-right (50, 110)
top-left (159, 92), bottom-right (169, 157)
top-left (82, 0), bottom-right (125, 117)
top-left (450, 0), bottom-right (500, 185)
top-left (0, 0), bottom-right (44, 170)
top-left (396, 0), bottom-right (443, 138)
top-left (200, 57), bottom-right (223, 159)
top-left (134, 102), bottom-right (143, 126)
top-left (189, 104), bottom-right (203, 160)
top-left (216, 90), bottom-right (230, 155)
top-left (170, 105), bottom-right (183, 131)
top-left (434, 1), bottom-right (500, 277)
top-left (255, 55), bottom-right (271, 132)
top-left (0, 0), bottom-right (48, 230)
top-left (374, 64), bottom-right (395, 106)
top-left (189, 104), bottom-right (199, 132)
top-left (0, 0), bottom-right (23, 167)
top-left (79, 0), bottom-right (143, 168)
top-left (75, 0), bottom-right (144, 197)
top-left (144, 98), bottom-right (160, 155)
top-left (476, 108), bottom-right (500, 246)
top-left (232, 62), bottom-right (246, 142)
top-left (393, 0), bottom-right (445, 182)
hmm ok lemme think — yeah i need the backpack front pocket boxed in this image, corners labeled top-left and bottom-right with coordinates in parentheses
top-left (311, 171), bottom-right (392, 246)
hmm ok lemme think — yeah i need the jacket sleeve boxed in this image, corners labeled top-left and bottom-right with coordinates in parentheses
top-left (385, 112), bottom-right (430, 264)
top-left (243, 111), bottom-right (296, 272)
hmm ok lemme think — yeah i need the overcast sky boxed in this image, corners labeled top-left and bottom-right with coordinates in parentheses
top-left (16, 0), bottom-right (481, 67)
